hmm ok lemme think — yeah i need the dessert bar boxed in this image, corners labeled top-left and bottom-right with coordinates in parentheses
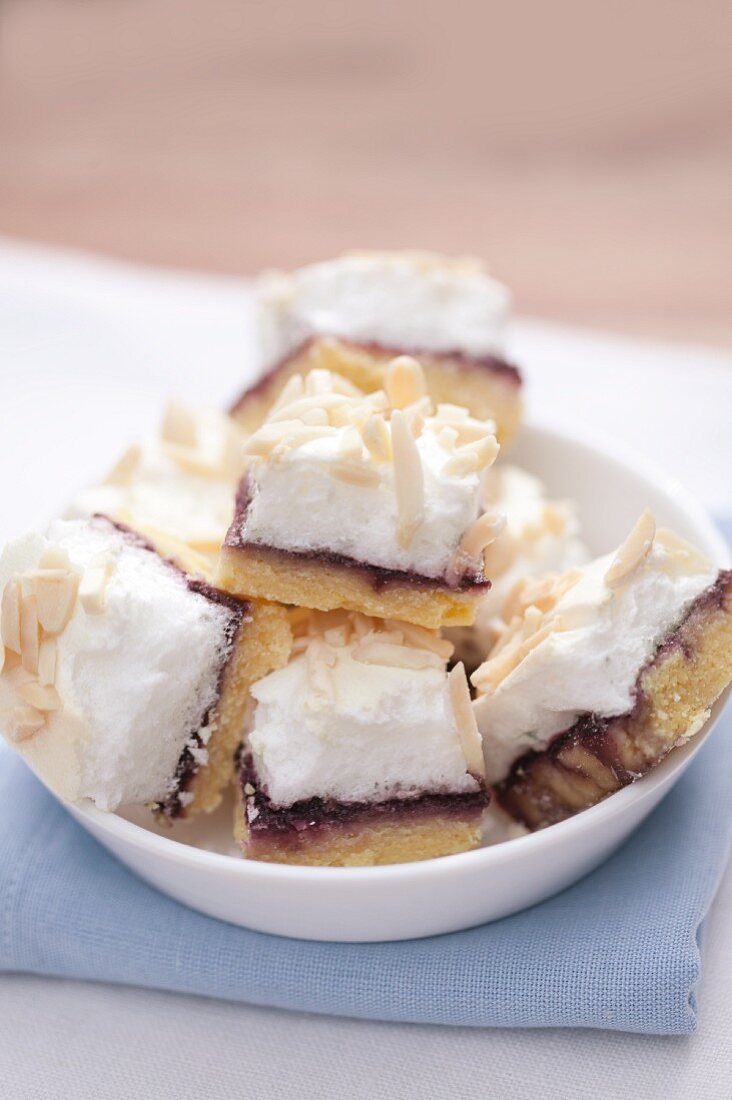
top-left (0, 516), bottom-right (291, 819)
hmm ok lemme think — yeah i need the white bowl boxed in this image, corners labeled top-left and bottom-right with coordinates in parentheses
top-left (63, 419), bottom-right (730, 942)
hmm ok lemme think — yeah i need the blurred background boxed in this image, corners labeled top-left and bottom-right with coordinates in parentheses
top-left (0, 0), bottom-right (731, 344)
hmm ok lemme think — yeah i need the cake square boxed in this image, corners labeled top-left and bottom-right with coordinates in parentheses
top-left (217, 360), bottom-right (504, 628)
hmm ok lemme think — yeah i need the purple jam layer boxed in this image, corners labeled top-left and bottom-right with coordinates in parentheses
top-left (230, 337), bottom-right (522, 414)
top-left (224, 478), bottom-right (490, 593)
top-left (239, 752), bottom-right (489, 846)
top-left (497, 569), bottom-right (731, 826)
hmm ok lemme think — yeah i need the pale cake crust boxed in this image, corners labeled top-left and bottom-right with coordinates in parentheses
top-left (498, 572), bottom-right (732, 829)
top-left (234, 790), bottom-right (485, 867)
top-left (175, 600), bottom-right (292, 818)
top-left (216, 541), bottom-right (484, 629)
top-left (230, 337), bottom-right (522, 445)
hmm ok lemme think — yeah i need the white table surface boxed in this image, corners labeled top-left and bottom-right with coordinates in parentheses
top-left (0, 240), bottom-right (730, 1099)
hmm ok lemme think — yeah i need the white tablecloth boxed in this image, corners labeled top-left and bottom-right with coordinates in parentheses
top-left (0, 240), bottom-right (730, 1099)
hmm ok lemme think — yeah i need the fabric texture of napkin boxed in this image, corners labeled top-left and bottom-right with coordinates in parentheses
top-left (1, 699), bottom-right (730, 1035)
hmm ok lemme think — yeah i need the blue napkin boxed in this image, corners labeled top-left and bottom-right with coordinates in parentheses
top-left (1, 518), bottom-right (731, 1035)
top-left (0, 708), bottom-right (730, 1035)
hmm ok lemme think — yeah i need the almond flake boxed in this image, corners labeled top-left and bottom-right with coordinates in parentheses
top-left (452, 419), bottom-right (498, 446)
top-left (269, 373), bottom-right (304, 414)
top-left (161, 401), bottom-right (199, 447)
top-left (338, 426), bottom-right (364, 461)
top-left (459, 435), bottom-right (500, 470)
top-left (330, 462), bottom-right (381, 488)
top-left (362, 414), bottom-right (392, 462)
top-left (19, 593), bottom-right (40, 674)
top-left (79, 553), bottom-right (115, 614)
top-left (390, 409), bottom-right (425, 549)
top-left (435, 404), bottom-right (469, 423)
top-left (104, 444), bottom-right (142, 487)
top-left (18, 681), bottom-right (61, 712)
top-left (304, 369), bottom-right (336, 397)
top-left (385, 620), bottom-right (455, 659)
top-left (1, 577), bottom-right (22, 653)
top-left (605, 510), bottom-right (656, 587)
top-left (269, 393), bottom-right (350, 423)
top-left (656, 528), bottom-right (710, 576)
top-left (351, 641), bottom-right (442, 669)
top-left (37, 637), bottom-right (57, 686)
top-left (458, 512), bottom-right (507, 562)
top-left (437, 425), bottom-right (459, 451)
top-left (448, 663), bottom-right (485, 779)
top-left (4, 704), bottom-right (45, 743)
top-left (35, 570), bottom-right (80, 635)
top-left (385, 356), bottom-right (426, 410)
top-left (442, 452), bottom-right (480, 477)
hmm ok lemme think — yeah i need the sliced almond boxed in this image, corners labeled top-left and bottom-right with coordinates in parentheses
top-left (161, 401), bottom-right (199, 447)
top-left (442, 452), bottom-right (480, 477)
top-left (403, 396), bottom-right (432, 439)
top-left (656, 527), bottom-right (711, 576)
top-left (104, 444), bottom-right (142, 487)
top-left (362, 414), bottom-right (392, 462)
top-left (269, 393), bottom-right (350, 423)
top-left (385, 619), bottom-right (455, 659)
top-left (435, 403), bottom-right (469, 423)
top-left (385, 356), bottom-right (426, 410)
top-left (1, 577), bottom-right (22, 653)
top-left (304, 369), bottom-right (337, 397)
top-left (19, 592), bottom-right (40, 675)
top-left (351, 641), bottom-right (442, 669)
top-left (338, 426), bottom-right (364, 461)
top-left (4, 704), bottom-right (45, 743)
top-left (390, 409), bottom-right (425, 549)
top-left (458, 512), bottom-right (507, 563)
top-left (605, 510), bottom-right (656, 588)
top-left (37, 637), bottom-right (58, 686)
top-left (437, 425), bottom-right (459, 451)
top-left (269, 373), bottom-right (304, 414)
top-left (35, 570), bottom-right (80, 635)
top-left (18, 681), bottom-right (61, 712)
top-left (458, 435), bottom-right (500, 470)
top-left (448, 663), bottom-right (485, 779)
top-left (305, 639), bottom-right (337, 706)
top-left (79, 553), bottom-right (115, 614)
top-left (330, 462), bottom-right (381, 488)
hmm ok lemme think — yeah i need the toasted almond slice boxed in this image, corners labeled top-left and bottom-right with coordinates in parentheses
top-left (37, 637), bottom-right (57, 686)
top-left (436, 425), bottom-right (459, 451)
top-left (1, 577), bottom-right (22, 653)
top-left (655, 527), bottom-right (711, 576)
top-left (435, 403), bottom-right (469, 423)
top-left (390, 409), bottom-right (425, 549)
top-left (38, 547), bottom-right (73, 571)
top-left (104, 444), bottom-right (143, 487)
top-left (361, 628), bottom-right (405, 646)
top-left (350, 612), bottom-right (375, 640)
top-left (304, 368), bottom-right (337, 397)
top-left (301, 407), bottom-right (330, 426)
top-left (4, 704), bottom-right (45, 743)
top-left (269, 373), bottom-right (304, 414)
top-left (451, 419), bottom-right (498, 447)
top-left (442, 452), bottom-right (480, 477)
top-left (323, 626), bottom-right (349, 648)
top-left (458, 435), bottom-right (500, 470)
top-left (458, 512), bottom-right (507, 563)
top-left (448, 663), bottom-right (485, 779)
top-left (385, 619), bottom-right (455, 659)
top-left (18, 681), bottom-right (61, 712)
top-left (403, 396), bottom-right (432, 439)
top-left (351, 640), bottom-right (442, 669)
top-left (269, 393), bottom-right (350, 423)
top-left (330, 462), bottom-right (381, 487)
top-left (19, 593), bottom-right (40, 675)
top-left (385, 356), bottom-right (426, 410)
top-left (35, 570), bottom-right (80, 635)
top-left (79, 553), bottom-right (116, 615)
top-left (362, 414), bottom-right (392, 462)
top-left (139, 526), bottom-right (213, 578)
top-left (605, 509), bottom-right (656, 588)
top-left (339, 426), bottom-right (364, 461)
top-left (161, 401), bottom-right (199, 447)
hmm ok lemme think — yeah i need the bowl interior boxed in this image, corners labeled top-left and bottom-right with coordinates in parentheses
top-left (79, 417), bottom-right (730, 867)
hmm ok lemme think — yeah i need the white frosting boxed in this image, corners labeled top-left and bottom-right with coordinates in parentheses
top-left (473, 542), bottom-right (718, 784)
top-left (241, 421), bottom-right (486, 578)
top-left (68, 407), bottom-right (240, 553)
top-left (448, 466), bottom-right (589, 660)
top-left (248, 642), bottom-right (479, 806)
top-left (256, 252), bottom-right (511, 367)
top-left (0, 519), bottom-right (235, 810)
